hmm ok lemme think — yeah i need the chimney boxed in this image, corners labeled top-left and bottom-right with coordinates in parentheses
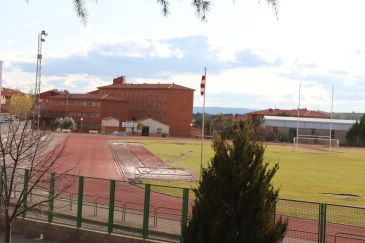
top-left (113, 76), bottom-right (127, 85)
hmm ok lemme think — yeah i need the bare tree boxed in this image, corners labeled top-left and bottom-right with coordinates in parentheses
top-left (0, 116), bottom-right (76, 243)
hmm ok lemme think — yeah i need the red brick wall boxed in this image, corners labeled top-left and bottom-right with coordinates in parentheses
top-left (98, 87), bottom-right (194, 137)
top-left (42, 98), bottom-right (128, 132)
top-left (166, 89), bottom-right (194, 137)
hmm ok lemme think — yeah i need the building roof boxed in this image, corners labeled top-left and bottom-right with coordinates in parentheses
top-left (98, 83), bottom-right (195, 91)
top-left (263, 115), bottom-right (356, 131)
top-left (247, 108), bottom-right (329, 119)
top-left (138, 117), bottom-right (169, 127)
top-left (40, 89), bottom-right (66, 98)
top-left (47, 93), bottom-right (126, 102)
top-left (1, 88), bottom-right (24, 98)
top-left (264, 115), bottom-right (356, 125)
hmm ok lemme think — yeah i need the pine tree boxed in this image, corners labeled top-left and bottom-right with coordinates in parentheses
top-left (346, 114), bottom-right (365, 147)
top-left (182, 123), bottom-right (287, 243)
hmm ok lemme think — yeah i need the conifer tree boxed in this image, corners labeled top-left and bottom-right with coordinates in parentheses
top-left (182, 122), bottom-right (287, 243)
top-left (346, 114), bottom-right (365, 147)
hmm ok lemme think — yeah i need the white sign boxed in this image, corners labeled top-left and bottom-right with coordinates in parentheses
top-left (122, 121), bottom-right (137, 128)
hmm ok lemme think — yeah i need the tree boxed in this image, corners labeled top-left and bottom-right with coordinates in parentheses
top-left (72, 0), bottom-right (278, 24)
top-left (53, 117), bottom-right (78, 131)
top-left (9, 94), bottom-right (34, 120)
top-left (182, 122), bottom-right (287, 243)
top-left (0, 117), bottom-right (75, 243)
top-left (346, 114), bottom-right (365, 147)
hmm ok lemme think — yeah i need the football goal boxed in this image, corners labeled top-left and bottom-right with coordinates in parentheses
top-left (293, 135), bottom-right (339, 150)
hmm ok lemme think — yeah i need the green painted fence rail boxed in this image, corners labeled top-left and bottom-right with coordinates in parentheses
top-left (4, 169), bottom-right (365, 243)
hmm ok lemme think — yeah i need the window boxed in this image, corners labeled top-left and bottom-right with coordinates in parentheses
top-left (157, 128), bottom-right (162, 134)
top-left (331, 130), bottom-right (335, 139)
top-left (311, 129), bottom-right (316, 135)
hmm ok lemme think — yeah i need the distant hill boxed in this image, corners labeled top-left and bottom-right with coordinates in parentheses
top-left (193, 107), bottom-right (255, 115)
top-left (332, 112), bottom-right (364, 120)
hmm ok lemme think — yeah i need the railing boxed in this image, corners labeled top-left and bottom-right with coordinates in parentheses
top-left (3, 170), bottom-right (365, 243)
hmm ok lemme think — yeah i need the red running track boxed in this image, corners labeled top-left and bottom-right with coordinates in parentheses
top-left (53, 134), bottom-right (186, 213)
top-left (55, 134), bottom-right (121, 180)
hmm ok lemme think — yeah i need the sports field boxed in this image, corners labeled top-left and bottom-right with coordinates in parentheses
top-left (116, 138), bottom-right (365, 207)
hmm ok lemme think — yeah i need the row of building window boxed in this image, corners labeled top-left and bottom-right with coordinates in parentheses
top-left (76, 122), bottom-right (101, 129)
top-left (100, 89), bottom-right (167, 101)
top-left (45, 111), bottom-right (100, 118)
top-left (49, 100), bottom-right (101, 107)
top-left (68, 111), bottom-right (100, 117)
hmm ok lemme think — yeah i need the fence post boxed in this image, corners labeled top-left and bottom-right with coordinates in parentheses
top-left (322, 204), bottom-right (327, 242)
top-left (76, 176), bottom-right (84, 228)
top-left (108, 180), bottom-right (116, 234)
top-left (22, 169), bottom-right (29, 218)
top-left (48, 173), bottom-right (55, 223)
top-left (142, 184), bottom-right (151, 239)
top-left (318, 203), bottom-right (327, 243)
top-left (181, 188), bottom-right (189, 238)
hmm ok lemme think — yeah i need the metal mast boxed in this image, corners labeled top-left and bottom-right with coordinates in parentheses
top-left (34, 30), bottom-right (47, 129)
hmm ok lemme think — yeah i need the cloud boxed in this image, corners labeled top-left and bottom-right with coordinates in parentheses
top-left (12, 36), bottom-right (277, 79)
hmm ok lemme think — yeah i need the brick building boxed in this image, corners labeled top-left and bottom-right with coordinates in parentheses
top-left (0, 88), bottom-right (24, 113)
top-left (93, 76), bottom-right (194, 136)
top-left (40, 92), bottom-right (128, 132)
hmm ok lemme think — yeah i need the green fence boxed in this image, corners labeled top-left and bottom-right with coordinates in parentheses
top-left (6, 170), bottom-right (365, 243)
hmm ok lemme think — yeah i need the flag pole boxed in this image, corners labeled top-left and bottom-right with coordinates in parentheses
top-left (296, 82), bottom-right (301, 151)
top-left (329, 84), bottom-right (334, 151)
top-left (200, 67), bottom-right (207, 180)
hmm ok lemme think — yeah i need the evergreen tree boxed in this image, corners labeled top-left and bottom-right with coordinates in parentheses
top-left (182, 122), bottom-right (287, 243)
top-left (346, 114), bottom-right (365, 147)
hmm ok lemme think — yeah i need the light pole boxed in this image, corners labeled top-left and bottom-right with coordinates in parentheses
top-left (34, 30), bottom-right (48, 129)
top-left (80, 117), bottom-right (83, 132)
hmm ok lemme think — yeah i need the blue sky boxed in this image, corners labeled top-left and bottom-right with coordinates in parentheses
top-left (1, 0), bottom-right (365, 112)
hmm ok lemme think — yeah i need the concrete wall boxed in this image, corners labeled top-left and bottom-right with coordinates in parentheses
top-left (101, 118), bottom-right (120, 127)
top-left (1, 217), bottom-right (163, 243)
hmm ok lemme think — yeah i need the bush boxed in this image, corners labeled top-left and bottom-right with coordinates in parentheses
top-left (53, 117), bottom-right (77, 131)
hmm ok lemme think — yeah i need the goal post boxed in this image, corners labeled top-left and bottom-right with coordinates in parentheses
top-left (293, 135), bottom-right (339, 150)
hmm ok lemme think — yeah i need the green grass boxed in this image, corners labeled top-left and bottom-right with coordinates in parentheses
top-left (114, 138), bottom-right (365, 207)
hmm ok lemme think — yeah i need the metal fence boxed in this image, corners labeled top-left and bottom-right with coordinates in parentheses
top-left (7, 170), bottom-right (365, 243)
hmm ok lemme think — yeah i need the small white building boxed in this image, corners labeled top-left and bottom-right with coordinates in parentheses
top-left (101, 117), bottom-right (120, 134)
top-left (139, 118), bottom-right (169, 136)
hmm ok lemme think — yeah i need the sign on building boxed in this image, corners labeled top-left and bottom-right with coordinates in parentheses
top-left (122, 121), bottom-right (138, 129)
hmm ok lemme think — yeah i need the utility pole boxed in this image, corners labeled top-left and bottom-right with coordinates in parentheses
top-left (34, 30), bottom-right (48, 129)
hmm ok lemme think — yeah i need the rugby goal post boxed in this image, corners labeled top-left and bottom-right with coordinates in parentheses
top-left (293, 135), bottom-right (339, 150)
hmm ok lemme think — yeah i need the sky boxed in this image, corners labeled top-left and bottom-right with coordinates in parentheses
top-left (1, 0), bottom-right (365, 112)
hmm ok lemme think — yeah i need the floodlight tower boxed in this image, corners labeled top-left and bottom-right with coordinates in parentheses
top-left (34, 30), bottom-right (48, 129)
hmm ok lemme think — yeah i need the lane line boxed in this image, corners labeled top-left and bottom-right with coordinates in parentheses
top-left (108, 142), bottom-right (128, 182)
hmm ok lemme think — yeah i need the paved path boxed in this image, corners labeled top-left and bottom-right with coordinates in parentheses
top-left (0, 232), bottom-right (57, 243)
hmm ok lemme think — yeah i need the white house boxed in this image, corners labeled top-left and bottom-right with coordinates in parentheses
top-left (139, 118), bottom-right (169, 135)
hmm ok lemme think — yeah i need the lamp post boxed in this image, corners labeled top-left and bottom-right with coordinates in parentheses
top-left (34, 30), bottom-right (48, 129)
top-left (80, 117), bottom-right (83, 132)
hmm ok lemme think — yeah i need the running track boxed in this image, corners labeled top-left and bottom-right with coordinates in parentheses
top-left (53, 134), bottom-right (187, 216)
top-left (53, 134), bottom-right (365, 241)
